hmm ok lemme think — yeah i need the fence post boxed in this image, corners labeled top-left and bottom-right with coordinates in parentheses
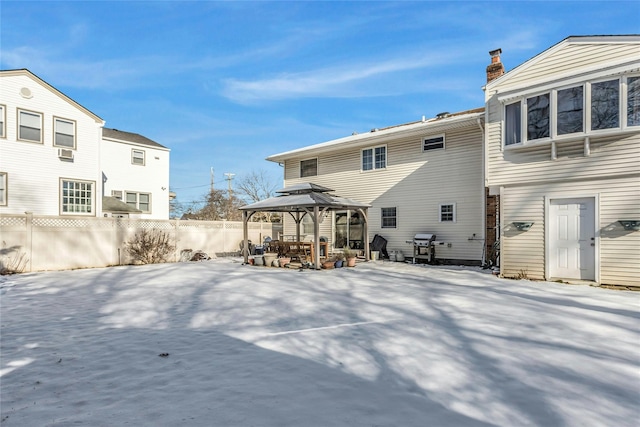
top-left (25, 212), bottom-right (33, 272)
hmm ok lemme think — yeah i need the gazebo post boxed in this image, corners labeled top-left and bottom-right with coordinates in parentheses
top-left (242, 210), bottom-right (250, 264)
top-left (295, 211), bottom-right (302, 243)
top-left (313, 206), bottom-right (320, 269)
top-left (360, 208), bottom-right (370, 261)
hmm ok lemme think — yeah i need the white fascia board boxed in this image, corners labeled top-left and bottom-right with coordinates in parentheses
top-left (266, 112), bottom-right (484, 163)
top-left (485, 35), bottom-right (640, 92)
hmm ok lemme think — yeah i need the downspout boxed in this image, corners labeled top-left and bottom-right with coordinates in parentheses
top-left (477, 117), bottom-right (487, 265)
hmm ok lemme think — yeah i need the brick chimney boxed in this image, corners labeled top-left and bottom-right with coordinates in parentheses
top-left (486, 48), bottom-right (504, 83)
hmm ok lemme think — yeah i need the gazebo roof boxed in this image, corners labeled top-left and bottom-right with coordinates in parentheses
top-left (240, 183), bottom-right (370, 213)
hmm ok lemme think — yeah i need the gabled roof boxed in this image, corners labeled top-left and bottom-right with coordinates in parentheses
top-left (266, 108), bottom-right (484, 163)
top-left (0, 69), bottom-right (104, 124)
top-left (102, 128), bottom-right (169, 150)
top-left (485, 35), bottom-right (640, 91)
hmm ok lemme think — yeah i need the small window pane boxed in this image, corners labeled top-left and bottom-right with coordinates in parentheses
top-left (0, 173), bottom-right (7, 206)
top-left (300, 159), bottom-right (317, 177)
top-left (557, 86), bottom-right (584, 135)
top-left (375, 147), bottom-right (386, 169)
top-left (505, 102), bottom-right (521, 145)
top-left (440, 204), bottom-right (454, 222)
top-left (423, 136), bottom-right (444, 151)
top-left (19, 111), bottom-right (42, 142)
top-left (132, 150), bottom-right (145, 165)
top-left (362, 149), bottom-right (373, 171)
top-left (591, 80), bottom-right (619, 130)
top-left (0, 106), bottom-right (5, 138)
top-left (627, 76), bottom-right (640, 127)
top-left (381, 207), bottom-right (396, 228)
top-left (527, 94), bottom-right (550, 140)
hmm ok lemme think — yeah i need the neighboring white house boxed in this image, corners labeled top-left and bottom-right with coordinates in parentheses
top-left (0, 69), bottom-right (171, 219)
top-left (0, 69), bottom-right (105, 217)
top-left (267, 109), bottom-right (488, 265)
top-left (101, 128), bottom-right (170, 219)
top-left (483, 35), bottom-right (640, 286)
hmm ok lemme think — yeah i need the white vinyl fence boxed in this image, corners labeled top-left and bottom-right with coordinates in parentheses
top-left (0, 214), bottom-right (274, 272)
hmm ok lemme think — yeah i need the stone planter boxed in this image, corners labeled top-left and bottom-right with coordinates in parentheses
top-left (263, 253), bottom-right (277, 267)
top-left (346, 257), bottom-right (356, 267)
top-left (279, 257), bottom-right (291, 267)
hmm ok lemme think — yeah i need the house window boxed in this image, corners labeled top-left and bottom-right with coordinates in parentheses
top-left (132, 149), bottom-right (145, 166)
top-left (439, 203), bottom-right (456, 222)
top-left (300, 158), bottom-right (317, 177)
top-left (126, 192), bottom-right (151, 213)
top-left (381, 207), bottom-right (397, 228)
top-left (54, 117), bottom-right (76, 148)
top-left (362, 146), bottom-right (386, 171)
top-left (302, 214), bottom-right (314, 234)
top-left (61, 179), bottom-right (94, 214)
top-left (0, 105), bottom-right (5, 138)
top-left (423, 135), bottom-right (445, 151)
top-left (505, 101), bottom-right (522, 145)
top-left (0, 173), bottom-right (7, 206)
top-left (627, 76), bottom-right (640, 127)
top-left (557, 86), bottom-right (584, 135)
top-left (335, 210), bottom-right (365, 249)
top-left (18, 109), bottom-right (42, 143)
top-left (591, 79), bottom-right (619, 130)
top-left (527, 93), bottom-right (550, 140)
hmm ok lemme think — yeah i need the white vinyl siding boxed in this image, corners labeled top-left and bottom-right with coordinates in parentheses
top-left (18, 109), bottom-right (42, 143)
top-left (54, 117), bottom-right (76, 148)
top-left (500, 177), bottom-right (640, 286)
top-left (282, 122), bottom-right (484, 262)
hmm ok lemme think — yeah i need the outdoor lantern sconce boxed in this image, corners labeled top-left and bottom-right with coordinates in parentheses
top-left (512, 221), bottom-right (534, 231)
top-left (618, 220), bottom-right (640, 231)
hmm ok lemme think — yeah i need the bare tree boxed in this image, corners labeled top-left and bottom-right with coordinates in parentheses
top-left (236, 170), bottom-right (280, 222)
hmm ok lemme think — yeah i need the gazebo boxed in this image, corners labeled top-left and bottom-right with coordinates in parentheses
top-left (239, 183), bottom-right (371, 269)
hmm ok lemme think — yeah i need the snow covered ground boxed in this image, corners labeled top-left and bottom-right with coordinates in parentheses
top-left (1, 258), bottom-right (638, 426)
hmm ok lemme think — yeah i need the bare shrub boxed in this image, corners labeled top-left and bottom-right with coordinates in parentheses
top-left (125, 229), bottom-right (175, 265)
top-left (0, 243), bottom-right (29, 275)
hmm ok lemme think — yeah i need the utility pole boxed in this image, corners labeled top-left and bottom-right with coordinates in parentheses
top-left (210, 167), bottom-right (215, 192)
top-left (224, 173), bottom-right (236, 220)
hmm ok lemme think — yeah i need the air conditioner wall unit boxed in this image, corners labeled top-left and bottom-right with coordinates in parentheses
top-left (58, 148), bottom-right (74, 160)
top-left (111, 190), bottom-right (123, 200)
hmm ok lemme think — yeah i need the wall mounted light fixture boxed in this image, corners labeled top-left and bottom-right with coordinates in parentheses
top-left (618, 220), bottom-right (640, 231)
top-left (512, 221), bottom-right (534, 231)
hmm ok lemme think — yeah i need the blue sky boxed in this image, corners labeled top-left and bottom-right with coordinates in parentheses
top-left (2, 1), bottom-right (638, 206)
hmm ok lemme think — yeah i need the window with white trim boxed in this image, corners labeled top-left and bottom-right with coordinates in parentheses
top-left (18, 109), bottom-right (42, 143)
top-left (439, 203), bottom-right (456, 222)
top-left (126, 192), bottom-right (151, 213)
top-left (423, 135), bottom-right (445, 151)
top-left (300, 158), bottom-right (317, 177)
top-left (0, 105), bottom-right (5, 138)
top-left (362, 145), bottom-right (386, 171)
top-left (0, 172), bottom-right (7, 206)
top-left (132, 149), bottom-right (145, 166)
top-left (61, 179), bottom-right (94, 215)
top-left (54, 117), bottom-right (76, 148)
top-left (628, 76), bottom-right (640, 126)
top-left (381, 207), bottom-right (397, 228)
top-left (503, 74), bottom-right (638, 146)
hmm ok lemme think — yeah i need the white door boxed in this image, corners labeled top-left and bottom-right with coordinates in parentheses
top-left (549, 198), bottom-right (596, 280)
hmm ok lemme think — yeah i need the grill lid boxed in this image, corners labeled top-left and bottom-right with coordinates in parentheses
top-left (413, 233), bottom-right (436, 241)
